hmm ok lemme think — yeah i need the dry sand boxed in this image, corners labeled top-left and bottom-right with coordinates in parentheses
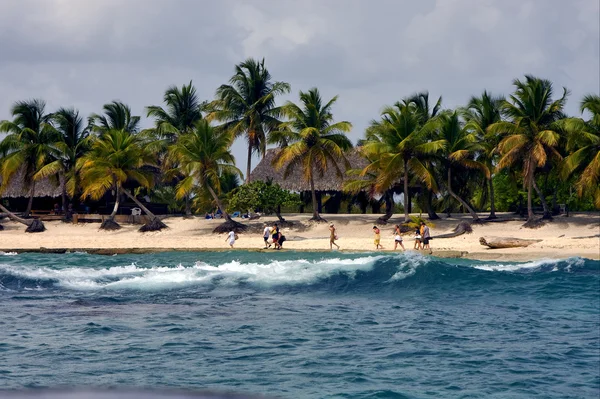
top-left (1, 212), bottom-right (598, 261)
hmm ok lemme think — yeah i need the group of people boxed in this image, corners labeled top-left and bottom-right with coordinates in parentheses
top-left (263, 223), bottom-right (286, 250)
top-left (227, 221), bottom-right (431, 253)
top-left (371, 222), bottom-right (431, 252)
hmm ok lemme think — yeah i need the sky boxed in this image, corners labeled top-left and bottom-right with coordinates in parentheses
top-left (0, 0), bottom-right (598, 178)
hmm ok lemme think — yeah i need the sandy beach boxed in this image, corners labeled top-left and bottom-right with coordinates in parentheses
top-left (1, 212), bottom-right (598, 261)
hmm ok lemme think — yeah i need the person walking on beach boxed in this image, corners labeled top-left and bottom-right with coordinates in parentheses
top-left (272, 223), bottom-right (281, 250)
top-left (373, 226), bottom-right (383, 249)
top-left (393, 225), bottom-right (405, 251)
top-left (226, 230), bottom-right (236, 248)
top-left (414, 227), bottom-right (422, 250)
top-left (421, 222), bottom-right (431, 254)
top-left (329, 223), bottom-right (340, 250)
top-left (263, 223), bottom-right (272, 249)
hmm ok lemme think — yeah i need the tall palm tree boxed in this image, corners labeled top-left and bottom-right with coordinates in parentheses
top-left (488, 75), bottom-right (567, 225)
top-left (0, 99), bottom-right (60, 218)
top-left (89, 101), bottom-right (140, 134)
top-left (146, 81), bottom-right (204, 217)
top-left (465, 91), bottom-right (505, 219)
top-left (209, 58), bottom-right (290, 183)
top-left (34, 108), bottom-right (92, 214)
top-left (561, 94), bottom-right (600, 208)
top-left (354, 101), bottom-right (443, 223)
top-left (438, 111), bottom-right (486, 221)
top-left (408, 91), bottom-right (443, 219)
top-left (77, 129), bottom-right (166, 231)
top-left (271, 88), bottom-right (353, 222)
top-left (168, 119), bottom-right (243, 232)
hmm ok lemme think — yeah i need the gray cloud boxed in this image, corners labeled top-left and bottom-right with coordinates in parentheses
top-left (0, 0), bottom-right (598, 175)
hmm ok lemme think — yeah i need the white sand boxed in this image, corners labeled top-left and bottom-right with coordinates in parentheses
top-left (1, 212), bottom-right (598, 261)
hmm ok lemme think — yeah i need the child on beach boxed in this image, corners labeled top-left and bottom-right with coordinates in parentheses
top-left (393, 225), bottom-right (405, 251)
top-left (226, 230), bottom-right (236, 248)
top-left (413, 227), bottom-right (422, 250)
top-left (373, 226), bottom-right (383, 249)
top-left (329, 223), bottom-right (340, 250)
top-left (263, 223), bottom-right (272, 249)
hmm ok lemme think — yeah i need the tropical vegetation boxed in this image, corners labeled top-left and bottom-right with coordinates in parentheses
top-left (0, 62), bottom-right (598, 234)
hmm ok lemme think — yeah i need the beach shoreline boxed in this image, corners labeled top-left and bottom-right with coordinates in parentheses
top-left (1, 212), bottom-right (598, 262)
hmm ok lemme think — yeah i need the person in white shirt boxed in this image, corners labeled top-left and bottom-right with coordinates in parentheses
top-left (263, 224), bottom-right (272, 249)
top-left (226, 230), bottom-right (236, 248)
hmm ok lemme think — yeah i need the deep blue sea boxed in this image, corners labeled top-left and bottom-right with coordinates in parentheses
top-left (0, 251), bottom-right (599, 398)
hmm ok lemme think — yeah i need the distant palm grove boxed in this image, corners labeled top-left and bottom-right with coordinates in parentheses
top-left (0, 58), bottom-right (598, 232)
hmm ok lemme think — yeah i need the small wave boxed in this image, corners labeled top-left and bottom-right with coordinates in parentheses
top-left (0, 252), bottom-right (18, 256)
top-left (472, 257), bottom-right (586, 272)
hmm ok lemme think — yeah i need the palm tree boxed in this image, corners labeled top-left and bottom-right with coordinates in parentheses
top-left (561, 94), bottom-right (600, 208)
top-left (438, 111), bottom-right (486, 221)
top-left (168, 119), bottom-right (244, 232)
top-left (354, 101), bottom-right (443, 223)
top-left (407, 91), bottom-right (443, 219)
top-left (209, 58), bottom-right (290, 183)
top-left (146, 81), bottom-right (204, 217)
top-left (489, 75), bottom-right (567, 225)
top-left (77, 129), bottom-right (166, 231)
top-left (34, 108), bottom-right (92, 214)
top-left (271, 88), bottom-right (353, 222)
top-left (146, 81), bottom-right (203, 141)
top-left (0, 99), bottom-right (60, 219)
top-left (89, 101), bottom-right (140, 134)
top-left (465, 91), bottom-right (505, 219)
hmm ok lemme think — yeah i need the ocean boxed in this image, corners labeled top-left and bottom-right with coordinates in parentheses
top-left (0, 251), bottom-right (598, 398)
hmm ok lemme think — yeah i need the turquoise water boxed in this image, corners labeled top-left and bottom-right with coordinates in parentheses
top-left (0, 251), bottom-right (599, 398)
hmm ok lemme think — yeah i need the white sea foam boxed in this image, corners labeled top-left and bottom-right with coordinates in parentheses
top-left (389, 252), bottom-right (431, 281)
top-left (473, 257), bottom-right (585, 272)
top-left (0, 251), bottom-right (18, 256)
top-left (0, 255), bottom-right (388, 290)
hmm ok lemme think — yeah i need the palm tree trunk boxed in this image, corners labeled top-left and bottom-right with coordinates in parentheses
top-left (532, 179), bottom-right (552, 219)
top-left (426, 189), bottom-right (440, 220)
top-left (527, 177), bottom-right (534, 221)
top-left (448, 168), bottom-right (480, 221)
top-left (488, 176), bottom-right (497, 219)
top-left (109, 185), bottom-right (120, 219)
top-left (0, 203), bottom-right (32, 226)
top-left (25, 181), bottom-right (36, 217)
top-left (403, 159), bottom-right (409, 223)
top-left (377, 190), bottom-right (394, 224)
top-left (207, 185), bottom-right (231, 222)
top-left (122, 189), bottom-right (157, 218)
top-left (60, 171), bottom-right (68, 214)
top-left (184, 194), bottom-right (192, 218)
top-left (245, 144), bottom-right (252, 184)
top-left (310, 172), bottom-right (320, 221)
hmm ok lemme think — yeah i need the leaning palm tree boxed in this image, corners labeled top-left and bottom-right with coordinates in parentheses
top-left (77, 129), bottom-right (167, 231)
top-left (209, 58), bottom-right (290, 183)
top-left (464, 91), bottom-right (505, 219)
top-left (488, 75), bottom-right (567, 226)
top-left (34, 108), bottom-right (92, 214)
top-left (560, 94), bottom-right (600, 208)
top-left (271, 88), bottom-right (353, 222)
top-left (168, 119), bottom-right (244, 232)
top-left (438, 111), bottom-right (486, 221)
top-left (89, 101), bottom-right (140, 134)
top-left (352, 101), bottom-right (443, 223)
top-left (0, 99), bottom-right (60, 222)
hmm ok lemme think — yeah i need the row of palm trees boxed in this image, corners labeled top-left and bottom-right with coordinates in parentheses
top-left (0, 57), bottom-right (598, 233)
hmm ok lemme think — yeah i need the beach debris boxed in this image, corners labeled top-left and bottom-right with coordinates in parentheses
top-left (25, 219), bottom-right (46, 233)
top-left (479, 236), bottom-right (542, 249)
top-left (431, 221), bottom-right (473, 239)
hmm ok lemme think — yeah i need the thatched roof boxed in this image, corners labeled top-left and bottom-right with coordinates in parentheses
top-left (249, 148), bottom-right (370, 192)
top-left (0, 166), bottom-right (63, 198)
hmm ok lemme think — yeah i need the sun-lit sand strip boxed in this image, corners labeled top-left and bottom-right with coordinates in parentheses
top-left (1, 212), bottom-right (598, 262)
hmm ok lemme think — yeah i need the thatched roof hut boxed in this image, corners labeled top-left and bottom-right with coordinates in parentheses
top-left (0, 166), bottom-right (62, 198)
top-left (249, 148), bottom-right (370, 192)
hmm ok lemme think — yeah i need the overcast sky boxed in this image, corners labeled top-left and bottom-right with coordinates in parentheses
top-left (0, 0), bottom-right (598, 177)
